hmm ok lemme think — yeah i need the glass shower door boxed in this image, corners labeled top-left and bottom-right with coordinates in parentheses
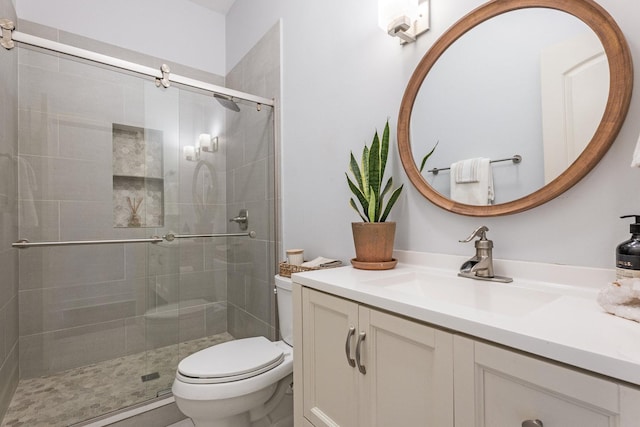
top-left (126, 80), bottom-right (182, 398)
top-left (137, 82), bottom-right (233, 398)
top-left (14, 48), bottom-right (188, 423)
top-left (12, 41), bottom-right (274, 426)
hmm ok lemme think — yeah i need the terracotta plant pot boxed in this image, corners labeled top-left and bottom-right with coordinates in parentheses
top-left (351, 222), bottom-right (396, 263)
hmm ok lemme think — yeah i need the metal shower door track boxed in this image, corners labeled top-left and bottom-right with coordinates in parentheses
top-left (1, 19), bottom-right (273, 107)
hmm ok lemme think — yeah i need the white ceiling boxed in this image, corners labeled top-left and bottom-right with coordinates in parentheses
top-left (188, 0), bottom-right (236, 14)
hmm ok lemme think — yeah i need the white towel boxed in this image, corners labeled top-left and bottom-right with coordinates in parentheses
top-left (301, 256), bottom-right (342, 268)
top-left (631, 133), bottom-right (640, 167)
top-left (450, 158), bottom-right (494, 205)
top-left (597, 278), bottom-right (640, 322)
top-left (454, 157), bottom-right (481, 183)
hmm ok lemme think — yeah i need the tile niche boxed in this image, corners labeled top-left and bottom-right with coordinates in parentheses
top-left (112, 124), bottom-right (164, 228)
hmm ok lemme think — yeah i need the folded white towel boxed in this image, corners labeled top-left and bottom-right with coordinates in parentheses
top-left (631, 133), bottom-right (640, 167)
top-left (301, 256), bottom-right (342, 268)
top-left (454, 158), bottom-right (480, 183)
top-left (450, 158), bottom-right (494, 205)
top-left (597, 278), bottom-right (640, 322)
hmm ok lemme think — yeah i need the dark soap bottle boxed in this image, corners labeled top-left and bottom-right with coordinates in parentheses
top-left (616, 215), bottom-right (640, 279)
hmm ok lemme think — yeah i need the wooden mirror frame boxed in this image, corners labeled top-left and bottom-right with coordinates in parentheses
top-left (398, 0), bottom-right (633, 216)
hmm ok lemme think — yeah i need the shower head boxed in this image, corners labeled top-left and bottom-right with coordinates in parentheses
top-left (213, 93), bottom-right (241, 112)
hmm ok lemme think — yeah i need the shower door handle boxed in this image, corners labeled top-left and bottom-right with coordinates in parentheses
top-left (229, 209), bottom-right (248, 230)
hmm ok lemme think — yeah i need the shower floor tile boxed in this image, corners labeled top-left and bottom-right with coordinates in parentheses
top-left (1, 332), bottom-right (234, 427)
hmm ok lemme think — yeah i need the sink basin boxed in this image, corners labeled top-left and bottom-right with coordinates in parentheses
top-left (364, 271), bottom-right (560, 317)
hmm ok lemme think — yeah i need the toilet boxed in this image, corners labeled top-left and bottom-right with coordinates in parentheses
top-left (172, 275), bottom-right (294, 427)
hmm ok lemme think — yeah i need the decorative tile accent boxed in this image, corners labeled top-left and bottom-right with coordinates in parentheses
top-left (112, 177), bottom-right (164, 228)
top-left (112, 124), bottom-right (164, 228)
top-left (112, 125), bottom-right (163, 179)
top-left (0, 333), bottom-right (234, 427)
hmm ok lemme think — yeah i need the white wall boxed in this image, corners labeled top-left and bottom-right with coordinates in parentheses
top-left (15, 0), bottom-right (227, 75)
top-left (227, 0), bottom-right (640, 270)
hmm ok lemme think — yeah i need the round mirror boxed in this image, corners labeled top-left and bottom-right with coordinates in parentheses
top-left (398, 0), bottom-right (633, 216)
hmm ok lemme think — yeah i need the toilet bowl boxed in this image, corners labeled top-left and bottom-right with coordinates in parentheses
top-left (172, 275), bottom-right (294, 427)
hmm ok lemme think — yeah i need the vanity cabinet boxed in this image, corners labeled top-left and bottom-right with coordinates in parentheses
top-left (294, 282), bottom-right (640, 427)
top-left (453, 336), bottom-right (640, 427)
top-left (299, 288), bottom-right (454, 427)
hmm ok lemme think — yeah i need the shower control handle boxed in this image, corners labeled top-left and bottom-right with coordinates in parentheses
top-left (344, 327), bottom-right (356, 367)
top-left (229, 209), bottom-right (248, 230)
top-left (522, 420), bottom-right (543, 427)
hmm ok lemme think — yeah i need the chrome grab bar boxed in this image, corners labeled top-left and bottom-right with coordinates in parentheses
top-left (163, 231), bottom-right (256, 241)
top-left (13, 231), bottom-right (256, 249)
top-left (13, 237), bottom-right (164, 248)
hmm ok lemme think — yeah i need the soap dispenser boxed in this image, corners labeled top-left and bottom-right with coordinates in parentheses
top-left (616, 215), bottom-right (640, 279)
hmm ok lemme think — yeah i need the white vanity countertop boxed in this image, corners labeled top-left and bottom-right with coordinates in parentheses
top-left (292, 250), bottom-right (640, 387)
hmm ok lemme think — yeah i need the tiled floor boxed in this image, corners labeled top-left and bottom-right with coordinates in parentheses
top-left (1, 332), bottom-right (234, 427)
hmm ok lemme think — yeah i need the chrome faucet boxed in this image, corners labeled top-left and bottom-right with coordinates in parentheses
top-left (458, 226), bottom-right (512, 283)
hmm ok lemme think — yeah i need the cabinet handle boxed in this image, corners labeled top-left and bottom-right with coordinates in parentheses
top-left (344, 327), bottom-right (356, 367)
top-left (355, 331), bottom-right (366, 374)
top-left (522, 420), bottom-right (543, 427)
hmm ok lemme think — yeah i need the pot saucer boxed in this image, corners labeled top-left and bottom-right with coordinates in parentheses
top-left (351, 258), bottom-right (397, 270)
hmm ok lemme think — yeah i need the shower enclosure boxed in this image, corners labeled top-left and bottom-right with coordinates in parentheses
top-left (1, 26), bottom-right (277, 426)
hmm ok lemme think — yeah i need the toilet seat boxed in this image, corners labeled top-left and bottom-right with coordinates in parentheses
top-left (177, 337), bottom-right (285, 384)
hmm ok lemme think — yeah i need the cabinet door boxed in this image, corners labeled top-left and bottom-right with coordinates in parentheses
top-left (359, 307), bottom-right (454, 427)
top-left (454, 336), bottom-right (625, 427)
top-left (302, 289), bottom-right (360, 427)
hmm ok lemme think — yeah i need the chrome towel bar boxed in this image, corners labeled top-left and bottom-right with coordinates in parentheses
top-left (163, 231), bottom-right (256, 241)
top-left (12, 231), bottom-right (256, 249)
top-left (427, 154), bottom-right (522, 175)
top-left (12, 237), bottom-right (164, 248)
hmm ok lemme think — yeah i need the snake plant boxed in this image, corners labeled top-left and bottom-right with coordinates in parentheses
top-left (347, 120), bottom-right (403, 222)
top-left (419, 141), bottom-right (439, 173)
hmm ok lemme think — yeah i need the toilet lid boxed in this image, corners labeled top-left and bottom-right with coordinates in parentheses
top-left (177, 336), bottom-right (284, 383)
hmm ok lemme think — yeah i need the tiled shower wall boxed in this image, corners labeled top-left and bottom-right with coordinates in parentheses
top-left (0, 0), bottom-right (19, 420)
top-left (226, 22), bottom-right (281, 339)
top-left (14, 21), bottom-right (230, 380)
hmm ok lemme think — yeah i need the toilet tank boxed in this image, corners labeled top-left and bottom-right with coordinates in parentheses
top-left (275, 275), bottom-right (293, 346)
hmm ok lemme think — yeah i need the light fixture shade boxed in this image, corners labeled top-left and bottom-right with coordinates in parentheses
top-left (378, 0), bottom-right (429, 44)
top-left (183, 146), bottom-right (199, 162)
top-left (198, 133), bottom-right (218, 152)
top-left (198, 133), bottom-right (211, 150)
top-left (378, 0), bottom-right (418, 32)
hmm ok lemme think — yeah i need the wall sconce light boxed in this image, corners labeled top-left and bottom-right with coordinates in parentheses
top-left (378, 0), bottom-right (430, 44)
top-left (198, 133), bottom-right (218, 153)
top-left (184, 134), bottom-right (219, 161)
top-left (183, 145), bottom-right (200, 162)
